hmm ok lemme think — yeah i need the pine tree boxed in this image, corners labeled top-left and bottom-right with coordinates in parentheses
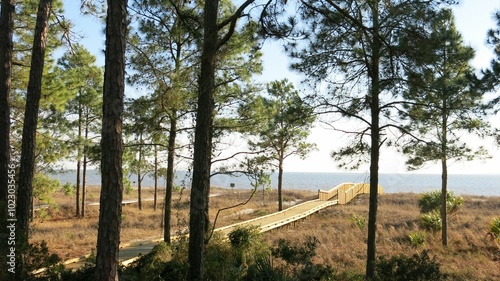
top-left (188, 0), bottom-right (257, 279)
top-left (95, 0), bottom-right (128, 280)
top-left (401, 9), bottom-right (489, 246)
top-left (58, 45), bottom-right (103, 217)
top-left (0, 0), bottom-right (15, 279)
top-left (16, 0), bottom-right (53, 278)
top-left (286, 0), bottom-right (457, 277)
top-left (239, 79), bottom-right (316, 211)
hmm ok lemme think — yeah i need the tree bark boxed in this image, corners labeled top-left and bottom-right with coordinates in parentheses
top-left (188, 0), bottom-right (219, 279)
top-left (0, 0), bottom-right (14, 203)
top-left (0, 4), bottom-right (14, 275)
top-left (81, 115), bottom-right (88, 217)
top-left (164, 117), bottom-right (176, 243)
top-left (16, 0), bottom-right (52, 278)
top-left (441, 105), bottom-right (448, 246)
top-left (366, 1), bottom-right (381, 279)
top-left (137, 134), bottom-right (142, 210)
top-left (277, 156), bottom-right (284, 211)
top-left (154, 146), bottom-right (158, 210)
top-left (95, 0), bottom-right (127, 280)
top-left (76, 103), bottom-right (82, 217)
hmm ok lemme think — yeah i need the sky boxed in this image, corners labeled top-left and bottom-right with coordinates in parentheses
top-left (62, 0), bottom-right (500, 174)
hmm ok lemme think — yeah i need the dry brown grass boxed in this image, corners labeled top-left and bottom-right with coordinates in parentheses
top-left (30, 185), bottom-right (315, 260)
top-left (262, 193), bottom-right (500, 281)
top-left (30, 187), bottom-right (500, 279)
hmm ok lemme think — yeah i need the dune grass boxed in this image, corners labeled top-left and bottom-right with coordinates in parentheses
top-left (261, 193), bottom-right (500, 280)
top-left (30, 186), bottom-right (500, 279)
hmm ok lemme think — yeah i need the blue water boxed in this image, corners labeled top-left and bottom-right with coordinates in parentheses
top-left (50, 170), bottom-right (500, 197)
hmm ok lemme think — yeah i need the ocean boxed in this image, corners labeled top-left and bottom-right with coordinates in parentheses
top-left (50, 170), bottom-right (500, 197)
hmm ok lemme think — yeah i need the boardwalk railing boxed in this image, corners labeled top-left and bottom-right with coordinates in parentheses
top-left (318, 182), bottom-right (353, 200)
top-left (319, 182), bottom-right (383, 204)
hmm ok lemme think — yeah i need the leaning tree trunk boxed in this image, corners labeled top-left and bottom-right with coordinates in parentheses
top-left (164, 117), bottom-right (177, 243)
top-left (188, 0), bottom-right (218, 279)
top-left (95, 0), bottom-right (127, 280)
top-left (16, 0), bottom-right (52, 278)
top-left (366, 2), bottom-right (381, 279)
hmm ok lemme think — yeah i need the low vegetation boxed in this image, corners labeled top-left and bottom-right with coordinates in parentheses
top-left (27, 186), bottom-right (500, 280)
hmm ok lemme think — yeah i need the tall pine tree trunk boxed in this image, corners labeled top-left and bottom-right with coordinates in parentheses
top-left (16, 0), bottom-right (52, 278)
top-left (137, 136), bottom-right (142, 211)
top-left (164, 117), bottom-right (177, 243)
top-left (188, 0), bottom-right (218, 279)
top-left (154, 146), bottom-right (158, 210)
top-left (95, 0), bottom-right (127, 280)
top-left (366, 1), bottom-right (381, 279)
top-left (277, 155), bottom-right (284, 211)
top-left (76, 103), bottom-right (82, 217)
top-left (0, 2), bottom-right (15, 278)
top-left (82, 154), bottom-right (87, 217)
top-left (441, 106), bottom-right (448, 246)
top-left (0, 0), bottom-right (14, 203)
top-left (81, 115), bottom-right (88, 217)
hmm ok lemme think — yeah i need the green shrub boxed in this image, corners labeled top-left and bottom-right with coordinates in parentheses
top-left (408, 231), bottom-right (427, 247)
top-left (62, 182), bottom-right (74, 196)
top-left (23, 241), bottom-right (64, 281)
top-left (245, 256), bottom-right (288, 281)
top-left (203, 237), bottom-right (241, 281)
top-left (272, 236), bottom-right (319, 267)
top-left (33, 173), bottom-right (61, 206)
top-left (418, 190), bottom-right (463, 214)
top-left (122, 242), bottom-right (171, 281)
top-left (119, 240), bottom-right (187, 281)
top-left (349, 214), bottom-right (366, 230)
top-left (246, 236), bottom-right (335, 281)
top-left (375, 250), bottom-right (445, 281)
top-left (489, 217), bottom-right (500, 240)
top-left (204, 227), bottom-right (269, 281)
top-left (159, 259), bottom-right (188, 281)
top-left (60, 264), bottom-right (96, 281)
top-left (419, 210), bottom-right (442, 231)
top-left (158, 239), bottom-right (189, 281)
top-left (229, 225), bottom-right (261, 249)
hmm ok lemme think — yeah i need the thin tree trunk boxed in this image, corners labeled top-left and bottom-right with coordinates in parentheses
top-left (95, 0), bottom-right (127, 280)
top-left (366, 1), bottom-right (381, 279)
top-left (76, 103), bottom-right (82, 217)
top-left (82, 117), bottom-right (88, 217)
top-left (441, 106), bottom-right (448, 246)
top-left (441, 155), bottom-right (448, 246)
top-left (16, 0), bottom-right (52, 278)
top-left (0, 0), bottom-right (14, 204)
top-left (137, 135), bottom-right (142, 211)
top-left (154, 145), bottom-right (158, 210)
top-left (188, 0), bottom-right (218, 279)
top-left (164, 117), bottom-right (177, 243)
top-left (76, 157), bottom-right (81, 216)
top-left (277, 157), bottom-right (284, 211)
top-left (82, 155), bottom-right (87, 217)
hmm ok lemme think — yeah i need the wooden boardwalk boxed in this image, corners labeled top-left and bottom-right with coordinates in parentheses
top-left (49, 182), bottom-right (383, 272)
